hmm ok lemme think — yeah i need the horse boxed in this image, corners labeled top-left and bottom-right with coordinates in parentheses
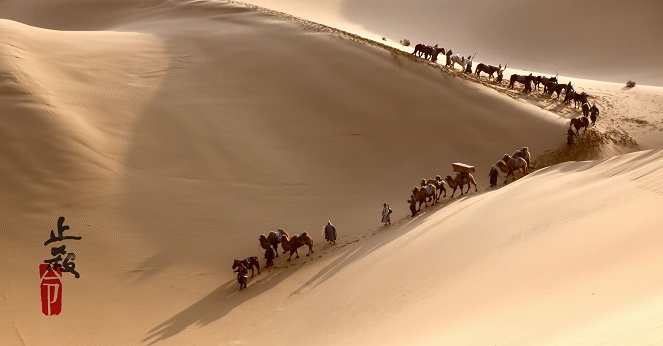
top-left (258, 228), bottom-right (290, 256)
top-left (234, 262), bottom-right (248, 289)
top-left (412, 44), bottom-right (445, 62)
top-left (475, 63), bottom-right (506, 82)
top-left (534, 76), bottom-right (552, 91)
top-left (495, 157), bottom-right (528, 184)
top-left (570, 117), bottom-right (590, 134)
top-left (565, 90), bottom-right (589, 108)
top-left (412, 43), bottom-right (429, 58)
top-left (546, 82), bottom-right (567, 99)
top-left (233, 257), bottom-right (260, 277)
top-left (444, 172), bottom-right (478, 197)
top-left (537, 76), bottom-right (558, 93)
top-left (589, 103), bottom-right (600, 124)
top-left (281, 232), bottom-right (314, 261)
top-left (512, 146), bottom-right (531, 166)
top-left (449, 53), bottom-right (474, 72)
top-left (581, 102), bottom-right (590, 117)
top-left (509, 73), bottom-right (533, 92)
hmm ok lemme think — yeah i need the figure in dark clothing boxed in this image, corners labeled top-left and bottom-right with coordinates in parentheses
top-left (407, 194), bottom-right (417, 217)
top-left (264, 247), bottom-right (275, 267)
top-left (323, 221), bottom-right (337, 245)
top-left (489, 166), bottom-right (499, 187)
top-left (567, 127), bottom-right (577, 146)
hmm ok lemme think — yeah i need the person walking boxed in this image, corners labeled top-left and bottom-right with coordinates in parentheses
top-left (264, 247), bottom-right (275, 268)
top-left (489, 165), bottom-right (499, 187)
top-left (567, 127), bottom-right (577, 146)
top-left (381, 203), bottom-right (392, 226)
top-left (323, 221), bottom-right (337, 245)
top-left (407, 195), bottom-right (417, 217)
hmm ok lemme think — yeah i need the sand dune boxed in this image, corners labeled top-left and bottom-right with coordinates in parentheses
top-left (1, 0), bottom-right (662, 345)
top-left (246, 0), bottom-right (663, 86)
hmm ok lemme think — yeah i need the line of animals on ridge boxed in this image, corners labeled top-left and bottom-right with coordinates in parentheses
top-left (232, 44), bottom-right (592, 289)
top-left (411, 43), bottom-right (601, 146)
top-left (232, 228), bottom-right (316, 289)
top-left (232, 149), bottom-right (529, 289)
top-left (407, 146), bottom-right (531, 217)
top-left (232, 146), bottom-right (532, 289)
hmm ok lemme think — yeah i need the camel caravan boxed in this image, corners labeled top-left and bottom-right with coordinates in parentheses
top-left (411, 41), bottom-right (601, 146)
top-left (231, 228), bottom-right (316, 290)
top-left (408, 162), bottom-right (478, 216)
top-left (494, 147), bottom-right (530, 184)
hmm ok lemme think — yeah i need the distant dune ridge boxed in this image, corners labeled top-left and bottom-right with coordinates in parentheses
top-left (1, 0), bottom-right (662, 345)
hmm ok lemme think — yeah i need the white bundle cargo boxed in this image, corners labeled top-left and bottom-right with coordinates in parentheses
top-left (452, 162), bottom-right (475, 173)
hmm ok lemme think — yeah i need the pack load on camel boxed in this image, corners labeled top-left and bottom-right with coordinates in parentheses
top-left (452, 162), bottom-right (475, 173)
top-left (446, 162), bottom-right (478, 197)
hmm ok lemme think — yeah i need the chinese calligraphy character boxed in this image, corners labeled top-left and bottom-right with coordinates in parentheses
top-left (44, 216), bottom-right (82, 246)
top-left (43, 216), bottom-right (82, 278)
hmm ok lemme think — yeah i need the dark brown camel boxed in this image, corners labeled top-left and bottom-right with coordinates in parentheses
top-left (258, 228), bottom-right (289, 256)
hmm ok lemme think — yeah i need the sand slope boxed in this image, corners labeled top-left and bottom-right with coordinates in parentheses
top-left (1, 0), bottom-right (662, 345)
top-left (245, 0), bottom-right (663, 86)
top-left (243, 149), bottom-right (663, 345)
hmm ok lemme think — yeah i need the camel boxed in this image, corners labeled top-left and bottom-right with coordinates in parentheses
top-left (495, 157), bottom-right (528, 184)
top-left (444, 172), bottom-right (478, 197)
top-left (430, 175), bottom-right (447, 199)
top-left (281, 232), bottom-right (314, 261)
top-left (512, 147), bottom-right (531, 166)
top-left (258, 229), bottom-right (289, 257)
top-left (413, 182), bottom-right (437, 210)
top-left (411, 186), bottom-right (426, 211)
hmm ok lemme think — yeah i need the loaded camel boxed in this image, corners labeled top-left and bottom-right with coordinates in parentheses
top-left (495, 156), bottom-right (528, 184)
top-left (281, 232), bottom-right (314, 261)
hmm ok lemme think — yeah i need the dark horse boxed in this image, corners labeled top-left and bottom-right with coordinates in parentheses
top-left (475, 63), bottom-right (506, 82)
top-left (509, 73), bottom-right (534, 92)
top-left (565, 90), bottom-right (589, 108)
top-left (534, 76), bottom-right (557, 92)
top-left (233, 257), bottom-right (260, 277)
top-left (546, 82), bottom-right (568, 99)
top-left (412, 44), bottom-right (445, 62)
top-left (570, 117), bottom-right (590, 134)
top-left (581, 102), bottom-right (591, 117)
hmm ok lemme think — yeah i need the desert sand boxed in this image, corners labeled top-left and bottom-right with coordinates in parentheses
top-left (1, 0), bottom-right (662, 345)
